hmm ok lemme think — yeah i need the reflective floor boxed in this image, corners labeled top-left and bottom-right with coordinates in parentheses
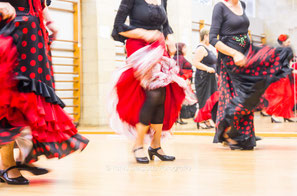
top-left (1, 134), bottom-right (297, 196)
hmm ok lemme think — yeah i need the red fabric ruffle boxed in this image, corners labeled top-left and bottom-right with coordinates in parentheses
top-left (116, 38), bottom-right (185, 131)
top-left (0, 35), bottom-right (78, 143)
top-left (116, 68), bottom-right (185, 131)
top-left (264, 73), bottom-right (296, 118)
top-left (194, 91), bottom-right (219, 123)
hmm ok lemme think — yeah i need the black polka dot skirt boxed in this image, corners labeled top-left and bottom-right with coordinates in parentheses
top-left (213, 34), bottom-right (293, 149)
top-left (0, 8), bottom-right (89, 162)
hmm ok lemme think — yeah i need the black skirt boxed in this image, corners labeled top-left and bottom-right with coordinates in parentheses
top-left (214, 34), bottom-right (293, 148)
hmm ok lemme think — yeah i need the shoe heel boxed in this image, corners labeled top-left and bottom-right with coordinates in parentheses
top-left (148, 150), bottom-right (154, 160)
top-left (149, 154), bottom-right (154, 161)
top-left (196, 123), bottom-right (200, 129)
top-left (0, 178), bottom-right (5, 183)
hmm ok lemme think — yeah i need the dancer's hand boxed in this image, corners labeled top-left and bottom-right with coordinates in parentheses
top-left (166, 34), bottom-right (176, 56)
top-left (47, 21), bottom-right (59, 41)
top-left (207, 67), bottom-right (216, 73)
top-left (233, 52), bottom-right (246, 67)
top-left (0, 2), bottom-right (16, 20)
top-left (187, 79), bottom-right (191, 85)
top-left (142, 30), bottom-right (163, 43)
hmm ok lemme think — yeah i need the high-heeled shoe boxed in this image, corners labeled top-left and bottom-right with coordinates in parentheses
top-left (197, 122), bottom-right (210, 130)
top-left (260, 111), bottom-right (270, 117)
top-left (0, 166), bottom-right (29, 185)
top-left (176, 119), bottom-right (188, 125)
top-left (284, 118), bottom-right (295, 123)
top-left (148, 147), bottom-right (175, 161)
top-left (205, 121), bottom-right (214, 129)
top-left (223, 135), bottom-right (242, 150)
top-left (16, 161), bottom-right (49, 176)
top-left (271, 117), bottom-right (282, 123)
top-left (255, 136), bottom-right (262, 141)
top-left (133, 147), bottom-right (149, 164)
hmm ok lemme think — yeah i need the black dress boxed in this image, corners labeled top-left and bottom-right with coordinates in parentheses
top-left (210, 1), bottom-right (293, 149)
top-left (0, 0), bottom-right (88, 162)
top-left (194, 45), bottom-right (219, 123)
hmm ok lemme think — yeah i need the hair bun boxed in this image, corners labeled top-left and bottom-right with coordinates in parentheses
top-left (278, 34), bottom-right (288, 42)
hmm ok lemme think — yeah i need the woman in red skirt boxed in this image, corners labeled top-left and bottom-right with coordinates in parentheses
top-left (110, 0), bottom-right (188, 164)
top-left (264, 34), bottom-right (297, 122)
top-left (0, 0), bottom-right (88, 185)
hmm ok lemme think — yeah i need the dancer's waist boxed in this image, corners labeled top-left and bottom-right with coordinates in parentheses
top-left (220, 33), bottom-right (250, 54)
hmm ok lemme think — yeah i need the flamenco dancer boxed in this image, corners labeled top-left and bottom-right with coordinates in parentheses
top-left (263, 34), bottom-right (297, 122)
top-left (110, 0), bottom-right (189, 164)
top-left (210, 0), bottom-right (293, 150)
top-left (193, 29), bottom-right (219, 129)
top-left (173, 43), bottom-right (196, 124)
top-left (0, 0), bottom-right (89, 185)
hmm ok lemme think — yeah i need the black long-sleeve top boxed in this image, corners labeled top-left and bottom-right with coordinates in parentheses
top-left (209, 1), bottom-right (250, 47)
top-left (112, 0), bottom-right (173, 43)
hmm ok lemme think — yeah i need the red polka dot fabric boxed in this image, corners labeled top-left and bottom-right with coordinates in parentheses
top-left (214, 34), bottom-right (293, 149)
top-left (13, 14), bottom-right (55, 89)
top-left (0, 8), bottom-right (88, 162)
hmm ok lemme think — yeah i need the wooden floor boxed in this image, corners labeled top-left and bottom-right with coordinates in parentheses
top-left (2, 134), bottom-right (297, 196)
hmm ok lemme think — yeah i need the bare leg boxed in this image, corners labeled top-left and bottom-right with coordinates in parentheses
top-left (0, 142), bottom-right (22, 178)
top-left (134, 123), bottom-right (150, 158)
top-left (150, 124), bottom-right (165, 155)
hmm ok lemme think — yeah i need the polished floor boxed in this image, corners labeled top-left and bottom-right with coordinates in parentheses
top-left (1, 134), bottom-right (297, 196)
top-left (174, 112), bottom-right (297, 133)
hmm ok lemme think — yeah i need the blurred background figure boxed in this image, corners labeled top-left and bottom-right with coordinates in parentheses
top-left (173, 43), bottom-right (196, 125)
top-left (192, 29), bottom-right (219, 129)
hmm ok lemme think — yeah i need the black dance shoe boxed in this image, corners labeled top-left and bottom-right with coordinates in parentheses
top-left (271, 117), bottom-right (282, 123)
top-left (148, 147), bottom-right (175, 161)
top-left (133, 147), bottom-right (149, 164)
top-left (0, 166), bottom-right (29, 185)
top-left (284, 118), bottom-right (295, 123)
top-left (255, 136), bottom-right (262, 141)
top-left (228, 143), bottom-right (243, 150)
top-left (223, 135), bottom-right (243, 150)
top-left (260, 111), bottom-right (270, 117)
top-left (197, 122), bottom-right (210, 130)
top-left (242, 146), bottom-right (254, 150)
top-left (176, 119), bottom-right (188, 125)
top-left (16, 161), bottom-right (49, 176)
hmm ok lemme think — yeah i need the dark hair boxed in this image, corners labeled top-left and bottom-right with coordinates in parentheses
top-left (277, 34), bottom-right (289, 45)
top-left (175, 42), bottom-right (186, 56)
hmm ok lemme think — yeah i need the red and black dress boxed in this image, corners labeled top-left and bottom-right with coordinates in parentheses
top-left (194, 45), bottom-right (219, 123)
top-left (110, 0), bottom-right (188, 140)
top-left (264, 66), bottom-right (297, 118)
top-left (0, 0), bottom-right (88, 163)
top-left (210, 1), bottom-right (293, 149)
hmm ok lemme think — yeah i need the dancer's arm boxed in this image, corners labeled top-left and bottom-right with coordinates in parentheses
top-left (119, 29), bottom-right (163, 43)
top-left (209, 3), bottom-right (246, 67)
top-left (43, 6), bottom-right (58, 40)
top-left (193, 46), bottom-right (215, 73)
top-left (0, 2), bottom-right (16, 20)
top-left (112, 0), bottom-right (162, 43)
top-left (163, 0), bottom-right (176, 56)
top-left (166, 34), bottom-right (176, 56)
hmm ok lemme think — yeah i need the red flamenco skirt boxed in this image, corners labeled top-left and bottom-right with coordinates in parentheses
top-left (194, 91), bottom-right (219, 123)
top-left (0, 35), bottom-right (88, 163)
top-left (109, 38), bottom-right (186, 141)
top-left (264, 72), bottom-right (297, 118)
